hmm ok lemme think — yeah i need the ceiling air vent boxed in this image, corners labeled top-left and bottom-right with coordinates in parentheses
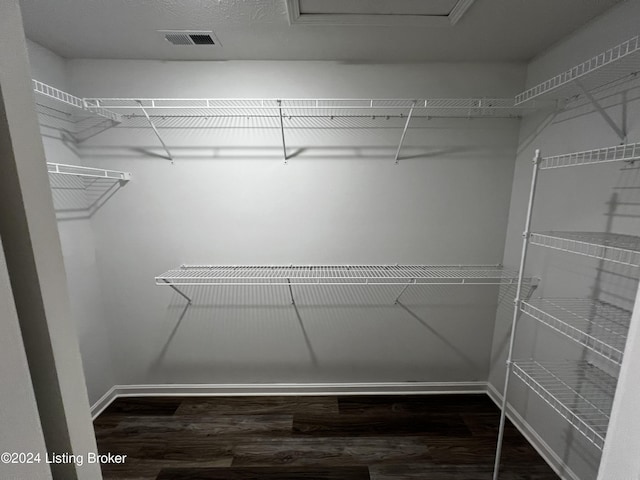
top-left (160, 30), bottom-right (220, 46)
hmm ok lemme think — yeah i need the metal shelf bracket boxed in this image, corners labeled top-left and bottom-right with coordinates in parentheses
top-left (287, 278), bottom-right (296, 305)
top-left (161, 279), bottom-right (192, 305)
top-left (136, 101), bottom-right (175, 163)
top-left (394, 280), bottom-right (414, 304)
top-left (394, 101), bottom-right (417, 164)
top-left (574, 81), bottom-right (627, 142)
top-left (278, 100), bottom-right (288, 165)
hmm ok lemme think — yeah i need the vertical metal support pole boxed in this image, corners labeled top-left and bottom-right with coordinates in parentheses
top-left (574, 81), bottom-right (626, 142)
top-left (394, 101), bottom-right (416, 165)
top-left (492, 149), bottom-right (541, 480)
top-left (287, 278), bottom-right (295, 305)
top-left (278, 100), bottom-right (288, 165)
top-left (136, 101), bottom-right (174, 163)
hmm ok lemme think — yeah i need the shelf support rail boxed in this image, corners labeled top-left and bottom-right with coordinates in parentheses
top-left (492, 149), bottom-right (542, 480)
top-left (574, 81), bottom-right (626, 142)
top-left (394, 101), bottom-right (417, 165)
top-left (136, 101), bottom-right (175, 164)
top-left (161, 279), bottom-right (193, 305)
top-left (278, 100), bottom-right (288, 165)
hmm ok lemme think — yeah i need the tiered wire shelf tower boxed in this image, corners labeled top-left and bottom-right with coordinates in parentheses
top-left (492, 33), bottom-right (640, 480)
top-left (31, 30), bottom-right (640, 480)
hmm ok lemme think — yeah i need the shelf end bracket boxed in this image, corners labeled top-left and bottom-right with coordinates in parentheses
top-left (136, 101), bottom-right (175, 163)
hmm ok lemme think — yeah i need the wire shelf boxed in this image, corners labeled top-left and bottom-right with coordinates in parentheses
top-left (47, 162), bottom-right (131, 182)
top-left (156, 264), bottom-right (521, 286)
top-left (521, 299), bottom-right (631, 365)
top-left (32, 79), bottom-right (121, 123)
top-left (511, 361), bottom-right (616, 449)
top-left (84, 97), bottom-right (531, 119)
top-left (530, 232), bottom-right (640, 267)
top-left (540, 143), bottom-right (640, 170)
top-left (515, 34), bottom-right (640, 105)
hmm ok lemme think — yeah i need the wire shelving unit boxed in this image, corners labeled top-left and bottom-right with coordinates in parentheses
top-left (515, 34), bottom-right (640, 105)
top-left (32, 79), bottom-right (121, 123)
top-left (511, 361), bottom-right (617, 450)
top-left (156, 264), bottom-right (519, 285)
top-left (539, 143), bottom-right (640, 170)
top-left (83, 97), bottom-right (531, 119)
top-left (47, 162), bottom-right (131, 182)
top-left (33, 78), bottom-right (533, 164)
top-left (156, 264), bottom-right (522, 305)
top-left (530, 231), bottom-right (640, 267)
top-left (521, 299), bottom-right (631, 365)
top-left (493, 145), bottom-right (640, 480)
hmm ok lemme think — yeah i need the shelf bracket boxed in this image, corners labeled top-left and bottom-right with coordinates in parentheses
top-left (278, 100), bottom-right (288, 165)
top-left (161, 279), bottom-right (192, 305)
top-left (287, 278), bottom-right (296, 305)
top-left (574, 81), bottom-right (627, 142)
top-left (394, 101), bottom-right (416, 165)
top-left (136, 101), bottom-right (175, 163)
top-left (394, 280), bottom-right (414, 304)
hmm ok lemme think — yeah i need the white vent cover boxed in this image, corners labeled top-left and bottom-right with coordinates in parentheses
top-left (159, 30), bottom-right (220, 46)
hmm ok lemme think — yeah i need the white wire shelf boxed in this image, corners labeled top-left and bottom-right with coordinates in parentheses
top-left (521, 299), bottom-right (631, 365)
top-left (511, 361), bottom-right (616, 450)
top-left (515, 34), bottom-right (640, 105)
top-left (540, 143), bottom-right (640, 170)
top-left (47, 162), bottom-right (131, 182)
top-left (156, 264), bottom-right (520, 286)
top-left (83, 97), bottom-right (531, 119)
top-left (32, 79), bottom-right (122, 123)
top-left (530, 232), bottom-right (640, 267)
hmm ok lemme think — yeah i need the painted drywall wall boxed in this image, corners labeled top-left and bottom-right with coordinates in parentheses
top-left (27, 39), bottom-right (116, 405)
top-left (0, 238), bottom-right (52, 480)
top-left (489, 2), bottom-right (640, 479)
top-left (65, 59), bottom-right (525, 387)
top-left (0, 2), bottom-right (101, 475)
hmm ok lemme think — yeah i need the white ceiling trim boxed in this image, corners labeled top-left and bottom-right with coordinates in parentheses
top-left (286, 0), bottom-right (477, 27)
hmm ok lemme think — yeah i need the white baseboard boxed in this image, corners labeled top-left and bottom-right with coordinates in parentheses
top-left (91, 381), bottom-right (485, 419)
top-left (90, 385), bottom-right (119, 420)
top-left (486, 382), bottom-right (580, 480)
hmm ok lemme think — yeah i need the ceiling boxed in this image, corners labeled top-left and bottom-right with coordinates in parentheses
top-left (19, 0), bottom-right (623, 62)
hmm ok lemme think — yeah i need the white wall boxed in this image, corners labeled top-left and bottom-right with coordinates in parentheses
top-left (489, 2), bottom-right (640, 479)
top-left (27, 40), bottom-right (116, 405)
top-left (0, 238), bottom-right (52, 480)
top-left (66, 59), bottom-right (526, 387)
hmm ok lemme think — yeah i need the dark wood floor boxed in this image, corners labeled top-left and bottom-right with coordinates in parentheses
top-left (93, 394), bottom-right (559, 480)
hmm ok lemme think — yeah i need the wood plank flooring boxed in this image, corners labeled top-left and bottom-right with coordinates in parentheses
top-left (93, 394), bottom-right (559, 480)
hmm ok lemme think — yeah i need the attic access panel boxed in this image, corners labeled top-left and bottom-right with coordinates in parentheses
top-left (287, 0), bottom-right (476, 26)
